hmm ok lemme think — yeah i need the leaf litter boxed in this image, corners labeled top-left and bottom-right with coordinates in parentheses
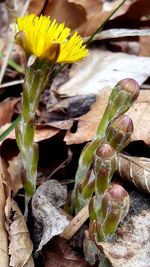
top-left (1, 0), bottom-right (150, 266)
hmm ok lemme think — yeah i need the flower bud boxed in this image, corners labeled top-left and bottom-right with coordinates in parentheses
top-left (105, 78), bottom-right (140, 122)
top-left (96, 143), bottom-right (115, 160)
top-left (101, 184), bottom-right (130, 237)
top-left (106, 114), bottom-right (133, 152)
top-left (117, 78), bottom-right (140, 102)
top-left (93, 144), bottom-right (116, 194)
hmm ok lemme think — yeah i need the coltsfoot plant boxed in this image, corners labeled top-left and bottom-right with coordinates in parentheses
top-left (14, 14), bottom-right (88, 207)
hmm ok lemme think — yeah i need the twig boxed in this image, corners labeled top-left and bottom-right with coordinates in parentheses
top-left (84, 28), bottom-right (150, 42)
top-left (0, 79), bottom-right (24, 89)
top-left (61, 203), bottom-right (89, 240)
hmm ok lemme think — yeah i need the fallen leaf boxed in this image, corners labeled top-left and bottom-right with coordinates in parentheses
top-left (109, 0), bottom-right (150, 30)
top-left (77, 0), bottom-right (130, 36)
top-left (37, 94), bottom-right (96, 125)
top-left (28, 0), bottom-right (46, 15)
top-left (117, 153), bottom-right (150, 194)
top-left (43, 236), bottom-right (91, 267)
top-left (127, 90), bottom-right (150, 144)
top-left (43, 0), bottom-right (87, 30)
top-left (140, 36), bottom-right (150, 56)
top-left (28, 0), bottom-right (131, 37)
top-left (64, 88), bottom-right (110, 144)
top-left (0, 155), bottom-right (23, 196)
top-left (35, 127), bottom-right (60, 141)
top-left (98, 210), bottom-right (150, 267)
top-left (0, 98), bottom-right (20, 126)
top-left (63, 77), bottom-right (150, 145)
top-left (0, 171), bottom-right (9, 267)
top-left (32, 179), bottom-right (69, 252)
top-left (0, 123), bottom-right (60, 143)
top-left (58, 50), bottom-right (150, 97)
top-left (121, 0), bottom-right (150, 20)
top-left (9, 200), bottom-right (34, 267)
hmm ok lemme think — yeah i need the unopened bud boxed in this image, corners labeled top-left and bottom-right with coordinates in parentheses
top-left (101, 183), bottom-right (130, 237)
top-left (93, 144), bottom-right (116, 194)
top-left (96, 143), bottom-right (115, 160)
top-left (106, 114), bottom-right (133, 152)
top-left (117, 78), bottom-right (140, 102)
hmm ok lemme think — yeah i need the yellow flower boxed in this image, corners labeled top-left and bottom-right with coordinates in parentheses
top-left (16, 14), bottom-right (88, 63)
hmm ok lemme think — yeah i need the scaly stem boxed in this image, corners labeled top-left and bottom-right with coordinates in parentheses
top-left (16, 61), bottom-right (50, 201)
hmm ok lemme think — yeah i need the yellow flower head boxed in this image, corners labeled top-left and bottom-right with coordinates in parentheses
top-left (16, 14), bottom-right (89, 63)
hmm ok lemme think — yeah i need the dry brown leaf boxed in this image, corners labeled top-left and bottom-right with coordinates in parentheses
top-left (0, 123), bottom-right (60, 143)
top-left (127, 90), bottom-right (150, 144)
top-left (58, 50), bottom-right (150, 97)
top-left (0, 98), bottom-right (20, 126)
top-left (28, 0), bottom-right (46, 15)
top-left (0, 172), bottom-right (9, 267)
top-left (43, 236), bottom-right (91, 267)
top-left (28, 0), bottom-right (130, 36)
top-left (0, 155), bottom-right (23, 196)
top-left (64, 89), bottom-right (150, 145)
top-left (29, 0), bottom-right (86, 28)
top-left (9, 200), bottom-right (34, 267)
top-left (122, 0), bottom-right (150, 20)
top-left (140, 36), bottom-right (150, 56)
top-left (77, 0), bottom-right (130, 36)
top-left (35, 127), bottom-right (60, 141)
top-left (32, 180), bottom-right (69, 252)
top-left (97, 210), bottom-right (150, 267)
top-left (117, 153), bottom-right (150, 194)
top-left (64, 87), bottom-right (110, 144)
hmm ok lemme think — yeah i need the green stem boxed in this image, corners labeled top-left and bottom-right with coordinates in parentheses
top-left (16, 62), bottom-right (50, 198)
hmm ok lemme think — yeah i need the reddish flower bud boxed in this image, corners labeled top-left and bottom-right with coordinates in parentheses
top-left (96, 144), bottom-right (115, 160)
top-left (101, 183), bottom-right (130, 237)
top-left (117, 78), bottom-right (140, 101)
top-left (106, 115), bottom-right (133, 152)
top-left (93, 144), bottom-right (116, 194)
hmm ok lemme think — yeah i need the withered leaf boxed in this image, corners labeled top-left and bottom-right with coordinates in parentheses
top-left (127, 90), bottom-right (150, 145)
top-left (9, 200), bottom-right (34, 267)
top-left (117, 153), bottom-right (150, 194)
top-left (0, 123), bottom-right (60, 143)
top-left (64, 86), bottom-right (150, 146)
top-left (0, 98), bottom-right (20, 126)
top-left (0, 154), bottom-right (23, 196)
top-left (97, 210), bottom-right (150, 267)
top-left (32, 180), bottom-right (69, 252)
top-left (28, 0), bottom-right (46, 15)
top-left (43, 236), bottom-right (91, 267)
top-left (58, 50), bottom-right (150, 97)
top-left (0, 172), bottom-right (9, 267)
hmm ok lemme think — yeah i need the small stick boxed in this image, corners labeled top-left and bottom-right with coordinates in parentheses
top-left (61, 203), bottom-right (89, 240)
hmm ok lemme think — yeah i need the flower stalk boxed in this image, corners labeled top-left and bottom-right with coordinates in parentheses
top-left (74, 78), bottom-right (139, 187)
top-left (72, 113), bottom-right (134, 213)
top-left (16, 60), bottom-right (51, 200)
top-left (72, 79), bottom-right (139, 214)
top-left (14, 14), bottom-right (88, 209)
